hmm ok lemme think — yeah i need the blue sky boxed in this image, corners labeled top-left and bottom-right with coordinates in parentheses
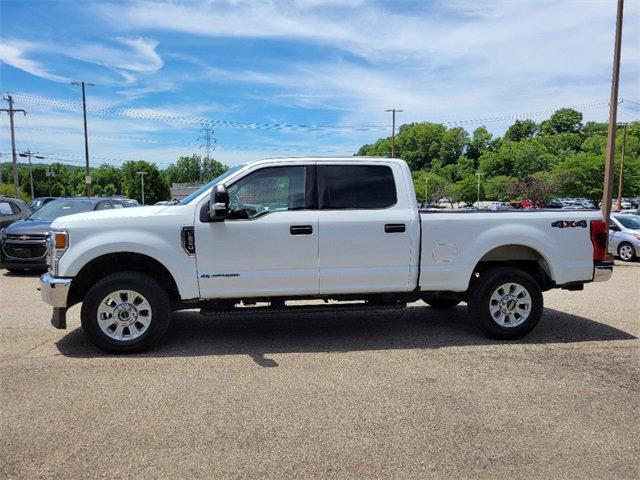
top-left (1, 0), bottom-right (639, 169)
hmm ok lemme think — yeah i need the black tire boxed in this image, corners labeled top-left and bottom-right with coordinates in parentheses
top-left (421, 294), bottom-right (461, 309)
top-left (617, 242), bottom-right (636, 262)
top-left (81, 271), bottom-right (171, 353)
top-left (467, 267), bottom-right (543, 339)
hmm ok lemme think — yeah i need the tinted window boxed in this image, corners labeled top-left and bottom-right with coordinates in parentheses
top-left (615, 216), bottom-right (640, 230)
top-left (95, 201), bottom-right (113, 210)
top-left (321, 165), bottom-right (396, 209)
top-left (30, 199), bottom-right (98, 221)
top-left (0, 201), bottom-right (13, 216)
top-left (227, 166), bottom-right (307, 219)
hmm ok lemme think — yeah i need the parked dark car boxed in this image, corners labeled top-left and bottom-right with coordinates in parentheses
top-left (30, 196), bottom-right (58, 211)
top-left (0, 197), bottom-right (122, 272)
top-left (0, 197), bottom-right (30, 229)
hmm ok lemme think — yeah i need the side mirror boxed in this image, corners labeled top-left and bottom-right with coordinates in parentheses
top-left (200, 184), bottom-right (229, 222)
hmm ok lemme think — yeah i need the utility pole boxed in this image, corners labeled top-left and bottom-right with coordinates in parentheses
top-left (199, 126), bottom-right (215, 160)
top-left (71, 81), bottom-right (95, 196)
top-left (0, 95), bottom-right (27, 197)
top-left (616, 123), bottom-right (628, 211)
top-left (602, 0), bottom-right (624, 223)
top-left (46, 166), bottom-right (55, 196)
top-left (425, 176), bottom-right (429, 206)
top-left (385, 109), bottom-right (403, 157)
top-left (476, 172), bottom-right (483, 207)
top-left (137, 171), bottom-right (147, 205)
top-left (18, 150), bottom-right (44, 198)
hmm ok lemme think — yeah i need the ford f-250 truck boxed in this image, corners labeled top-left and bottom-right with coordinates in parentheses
top-left (39, 157), bottom-right (613, 353)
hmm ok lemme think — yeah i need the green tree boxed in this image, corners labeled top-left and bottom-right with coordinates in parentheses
top-left (165, 155), bottom-right (202, 184)
top-left (484, 175), bottom-right (512, 201)
top-left (454, 174), bottom-right (483, 205)
top-left (439, 127), bottom-right (469, 165)
top-left (540, 108), bottom-right (583, 135)
top-left (395, 122), bottom-right (446, 169)
top-left (554, 152), bottom-right (604, 203)
top-left (466, 126), bottom-right (493, 164)
top-left (505, 119), bottom-right (538, 142)
top-left (201, 157), bottom-right (229, 181)
top-left (121, 160), bottom-right (169, 204)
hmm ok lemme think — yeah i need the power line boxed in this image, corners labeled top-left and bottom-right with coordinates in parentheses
top-left (198, 126), bottom-right (216, 159)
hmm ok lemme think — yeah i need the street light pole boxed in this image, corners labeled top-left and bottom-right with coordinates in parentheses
top-left (46, 166), bottom-right (55, 196)
top-left (71, 81), bottom-right (95, 196)
top-left (616, 123), bottom-right (627, 211)
top-left (476, 172), bottom-right (483, 207)
top-left (137, 171), bottom-right (147, 205)
top-left (425, 176), bottom-right (429, 206)
top-left (18, 150), bottom-right (44, 199)
top-left (385, 109), bottom-right (403, 158)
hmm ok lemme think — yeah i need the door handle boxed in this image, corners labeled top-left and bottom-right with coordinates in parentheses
top-left (290, 225), bottom-right (313, 235)
top-left (385, 223), bottom-right (406, 233)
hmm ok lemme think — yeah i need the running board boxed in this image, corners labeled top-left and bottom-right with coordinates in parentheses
top-left (200, 301), bottom-right (407, 316)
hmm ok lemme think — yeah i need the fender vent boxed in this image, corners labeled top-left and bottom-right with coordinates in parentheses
top-left (182, 226), bottom-right (196, 255)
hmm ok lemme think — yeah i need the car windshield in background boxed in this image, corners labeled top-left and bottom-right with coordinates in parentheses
top-left (29, 200), bottom-right (96, 222)
top-left (615, 216), bottom-right (640, 230)
top-left (178, 164), bottom-right (245, 205)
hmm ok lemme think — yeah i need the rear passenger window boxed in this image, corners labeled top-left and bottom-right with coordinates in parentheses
top-left (321, 165), bottom-right (397, 209)
top-left (0, 201), bottom-right (13, 215)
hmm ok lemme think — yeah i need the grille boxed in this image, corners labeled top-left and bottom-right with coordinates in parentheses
top-left (3, 243), bottom-right (47, 259)
top-left (6, 234), bottom-right (48, 241)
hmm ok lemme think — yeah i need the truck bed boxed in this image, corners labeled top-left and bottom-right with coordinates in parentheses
top-left (418, 209), bottom-right (603, 292)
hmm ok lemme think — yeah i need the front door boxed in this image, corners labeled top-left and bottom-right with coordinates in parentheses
top-left (195, 164), bottom-right (319, 299)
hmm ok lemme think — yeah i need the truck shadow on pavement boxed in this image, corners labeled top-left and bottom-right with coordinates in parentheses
top-left (55, 305), bottom-right (636, 365)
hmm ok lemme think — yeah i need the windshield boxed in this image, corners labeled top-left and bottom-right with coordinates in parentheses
top-left (29, 199), bottom-right (96, 222)
top-left (179, 164), bottom-right (246, 205)
top-left (615, 215), bottom-right (640, 230)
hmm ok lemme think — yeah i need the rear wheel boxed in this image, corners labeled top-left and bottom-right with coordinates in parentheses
top-left (467, 267), bottom-right (543, 339)
top-left (421, 293), bottom-right (461, 309)
top-left (81, 272), bottom-right (171, 353)
top-left (618, 242), bottom-right (636, 262)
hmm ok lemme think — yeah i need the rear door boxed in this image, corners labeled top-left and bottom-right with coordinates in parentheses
top-left (317, 162), bottom-right (416, 294)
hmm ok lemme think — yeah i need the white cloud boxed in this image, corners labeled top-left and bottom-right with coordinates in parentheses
top-left (0, 41), bottom-right (70, 83)
top-left (0, 37), bottom-right (164, 85)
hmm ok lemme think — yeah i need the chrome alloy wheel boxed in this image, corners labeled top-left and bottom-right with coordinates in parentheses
top-left (488, 282), bottom-right (532, 328)
top-left (97, 290), bottom-right (152, 341)
top-left (619, 244), bottom-right (634, 261)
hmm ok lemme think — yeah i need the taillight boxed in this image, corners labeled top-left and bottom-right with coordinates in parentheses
top-left (590, 220), bottom-right (608, 261)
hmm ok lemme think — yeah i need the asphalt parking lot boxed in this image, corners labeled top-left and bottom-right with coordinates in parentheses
top-left (1, 264), bottom-right (638, 479)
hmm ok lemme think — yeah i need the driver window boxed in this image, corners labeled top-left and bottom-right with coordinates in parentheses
top-left (227, 166), bottom-right (306, 219)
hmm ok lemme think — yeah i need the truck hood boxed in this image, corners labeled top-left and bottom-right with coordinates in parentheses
top-left (3, 218), bottom-right (52, 236)
top-left (51, 205), bottom-right (173, 229)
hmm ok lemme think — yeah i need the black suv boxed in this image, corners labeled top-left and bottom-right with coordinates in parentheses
top-left (1, 197), bottom-right (131, 272)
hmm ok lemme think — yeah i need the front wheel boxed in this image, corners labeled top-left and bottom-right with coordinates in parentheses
top-left (617, 242), bottom-right (636, 262)
top-left (81, 272), bottom-right (171, 353)
top-left (467, 267), bottom-right (543, 339)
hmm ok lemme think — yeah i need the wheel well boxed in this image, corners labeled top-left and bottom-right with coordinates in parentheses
top-left (68, 252), bottom-right (181, 307)
top-left (470, 245), bottom-right (553, 291)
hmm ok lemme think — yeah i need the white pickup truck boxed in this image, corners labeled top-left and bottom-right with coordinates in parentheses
top-left (40, 157), bottom-right (613, 353)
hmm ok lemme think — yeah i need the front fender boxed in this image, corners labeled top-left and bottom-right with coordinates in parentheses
top-left (59, 228), bottom-right (198, 300)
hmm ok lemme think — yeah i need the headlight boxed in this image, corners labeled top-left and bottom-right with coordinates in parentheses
top-left (49, 230), bottom-right (69, 275)
top-left (0, 228), bottom-right (6, 242)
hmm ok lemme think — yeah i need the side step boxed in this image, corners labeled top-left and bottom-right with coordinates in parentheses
top-left (200, 301), bottom-right (407, 316)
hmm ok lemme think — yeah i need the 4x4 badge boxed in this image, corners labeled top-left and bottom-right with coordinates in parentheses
top-left (551, 220), bottom-right (587, 229)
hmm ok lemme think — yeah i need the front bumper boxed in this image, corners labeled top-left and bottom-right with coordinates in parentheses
top-left (40, 272), bottom-right (73, 308)
top-left (593, 260), bottom-right (614, 282)
top-left (40, 273), bottom-right (73, 330)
